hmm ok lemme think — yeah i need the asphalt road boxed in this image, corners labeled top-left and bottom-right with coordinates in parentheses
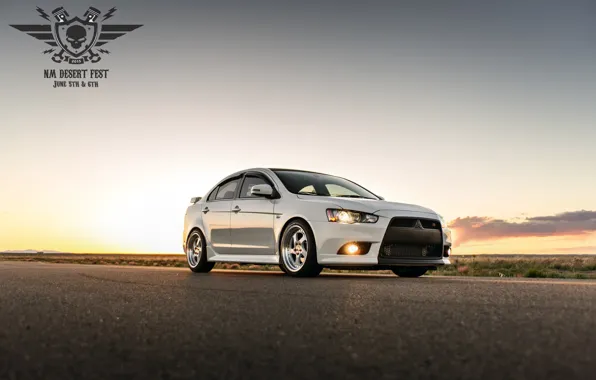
top-left (0, 262), bottom-right (594, 380)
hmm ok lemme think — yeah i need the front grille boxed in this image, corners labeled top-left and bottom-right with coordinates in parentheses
top-left (381, 244), bottom-right (442, 259)
top-left (389, 217), bottom-right (440, 230)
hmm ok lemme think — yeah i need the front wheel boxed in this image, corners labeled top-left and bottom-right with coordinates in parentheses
top-left (391, 266), bottom-right (428, 278)
top-left (279, 220), bottom-right (322, 277)
top-left (186, 230), bottom-right (215, 273)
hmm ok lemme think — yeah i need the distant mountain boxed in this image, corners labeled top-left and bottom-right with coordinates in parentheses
top-left (0, 249), bottom-right (67, 254)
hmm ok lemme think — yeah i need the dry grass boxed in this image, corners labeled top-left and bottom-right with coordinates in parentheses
top-left (433, 255), bottom-right (596, 279)
top-left (0, 254), bottom-right (189, 268)
top-left (1, 253), bottom-right (595, 279)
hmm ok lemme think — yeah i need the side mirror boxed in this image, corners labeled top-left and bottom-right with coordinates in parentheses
top-left (250, 184), bottom-right (274, 198)
top-left (190, 196), bottom-right (202, 204)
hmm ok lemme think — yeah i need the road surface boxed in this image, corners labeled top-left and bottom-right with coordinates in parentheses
top-left (0, 261), bottom-right (594, 379)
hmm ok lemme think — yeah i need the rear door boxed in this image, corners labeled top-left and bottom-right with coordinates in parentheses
top-left (229, 173), bottom-right (276, 255)
top-left (201, 177), bottom-right (241, 254)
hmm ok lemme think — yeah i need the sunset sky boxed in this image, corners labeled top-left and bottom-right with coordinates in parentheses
top-left (1, 0), bottom-right (595, 254)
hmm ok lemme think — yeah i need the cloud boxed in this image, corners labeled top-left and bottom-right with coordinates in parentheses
top-left (449, 210), bottom-right (596, 245)
top-left (528, 210), bottom-right (596, 223)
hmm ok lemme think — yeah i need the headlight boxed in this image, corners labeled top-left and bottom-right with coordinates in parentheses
top-left (326, 209), bottom-right (378, 224)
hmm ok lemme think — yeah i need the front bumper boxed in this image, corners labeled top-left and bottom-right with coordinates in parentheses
top-left (311, 212), bottom-right (452, 267)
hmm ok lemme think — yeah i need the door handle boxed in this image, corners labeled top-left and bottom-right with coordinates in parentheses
top-left (233, 205), bottom-right (241, 213)
top-left (202, 207), bottom-right (209, 213)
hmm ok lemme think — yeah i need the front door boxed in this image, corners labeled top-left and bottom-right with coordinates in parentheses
top-left (229, 174), bottom-right (276, 255)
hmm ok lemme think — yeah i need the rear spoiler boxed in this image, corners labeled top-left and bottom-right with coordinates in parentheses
top-left (190, 196), bottom-right (202, 204)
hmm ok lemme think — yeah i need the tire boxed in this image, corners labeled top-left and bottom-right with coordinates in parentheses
top-left (391, 266), bottom-right (428, 278)
top-left (279, 220), bottom-right (322, 277)
top-left (186, 229), bottom-right (215, 273)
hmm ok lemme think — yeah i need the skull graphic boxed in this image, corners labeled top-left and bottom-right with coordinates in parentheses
top-left (65, 25), bottom-right (87, 49)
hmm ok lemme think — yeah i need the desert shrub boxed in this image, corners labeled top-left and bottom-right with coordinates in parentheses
top-left (551, 263), bottom-right (572, 270)
top-left (525, 268), bottom-right (546, 278)
top-left (582, 263), bottom-right (596, 271)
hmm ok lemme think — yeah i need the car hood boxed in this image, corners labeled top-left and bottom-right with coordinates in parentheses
top-left (296, 195), bottom-right (438, 216)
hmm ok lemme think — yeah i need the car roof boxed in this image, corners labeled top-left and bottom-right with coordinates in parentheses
top-left (217, 168), bottom-right (333, 184)
top-left (226, 168), bottom-right (329, 176)
top-left (268, 168), bottom-right (328, 175)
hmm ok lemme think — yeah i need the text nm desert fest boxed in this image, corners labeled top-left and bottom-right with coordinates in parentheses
top-left (44, 69), bottom-right (109, 88)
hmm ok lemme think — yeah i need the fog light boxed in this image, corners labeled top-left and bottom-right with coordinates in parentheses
top-left (337, 242), bottom-right (371, 255)
top-left (346, 244), bottom-right (359, 254)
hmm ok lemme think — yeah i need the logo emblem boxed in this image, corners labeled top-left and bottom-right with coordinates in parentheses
top-left (10, 6), bottom-right (142, 65)
top-left (413, 220), bottom-right (424, 229)
top-left (421, 246), bottom-right (428, 256)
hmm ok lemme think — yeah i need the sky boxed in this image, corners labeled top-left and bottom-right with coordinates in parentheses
top-left (0, 0), bottom-right (595, 254)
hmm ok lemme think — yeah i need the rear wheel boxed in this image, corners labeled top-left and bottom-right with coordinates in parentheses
top-left (279, 220), bottom-right (322, 277)
top-left (391, 266), bottom-right (428, 278)
top-left (186, 229), bottom-right (215, 273)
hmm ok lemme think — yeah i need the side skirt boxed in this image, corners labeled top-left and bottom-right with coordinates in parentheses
top-left (208, 253), bottom-right (280, 265)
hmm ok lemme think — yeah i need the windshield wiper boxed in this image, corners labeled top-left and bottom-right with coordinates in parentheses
top-left (336, 195), bottom-right (375, 199)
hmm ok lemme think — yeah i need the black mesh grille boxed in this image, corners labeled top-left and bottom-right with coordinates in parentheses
top-left (381, 244), bottom-right (442, 258)
top-left (389, 218), bottom-right (440, 230)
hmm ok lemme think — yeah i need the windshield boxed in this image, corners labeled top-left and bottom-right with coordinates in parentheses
top-left (272, 170), bottom-right (379, 199)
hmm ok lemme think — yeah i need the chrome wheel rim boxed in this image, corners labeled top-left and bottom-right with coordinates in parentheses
top-left (186, 233), bottom-right (202, 268)
top-left (281, 226), bottom-right (308, 272)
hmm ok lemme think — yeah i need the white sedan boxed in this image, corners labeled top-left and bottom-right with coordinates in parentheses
top-left (183, 168), bottom-right (452, 277)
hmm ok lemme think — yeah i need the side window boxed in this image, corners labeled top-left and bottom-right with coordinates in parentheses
top-left (215, 179), bottom-right (239, 200)
top-left (240, 175), bottom-right (269, 198)
top-left (326, 184), bottom-right (358, 197)
top-left (298, 185), bottom-right (316, 195)
top-left (207, 187), bottom-right (219, 202)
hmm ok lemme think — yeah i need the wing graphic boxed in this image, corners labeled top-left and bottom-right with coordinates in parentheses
top-left (95, 24), bottom-right (143, 47)
top-left (9, 24), bottom-right (143, 48)
top-left (10, 8), bottom-right (143, 63)
top-left (9, 24), bottom-right (57, 47)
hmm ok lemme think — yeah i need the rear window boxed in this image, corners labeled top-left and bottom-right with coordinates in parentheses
top-left (215, 179), bottom-right (239, 200)
top-left (207, 187), bottom-right (218, 201)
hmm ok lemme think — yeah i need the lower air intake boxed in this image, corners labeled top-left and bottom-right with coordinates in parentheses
top-left (381, 244), bottom-right (442, 258)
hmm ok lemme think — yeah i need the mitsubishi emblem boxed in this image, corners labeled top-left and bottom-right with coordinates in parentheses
top-left (414, 220), bottom-right (424, 229)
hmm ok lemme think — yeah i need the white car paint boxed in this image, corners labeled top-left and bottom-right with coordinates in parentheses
top-left (183, 168), bottom-right (452, 272)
